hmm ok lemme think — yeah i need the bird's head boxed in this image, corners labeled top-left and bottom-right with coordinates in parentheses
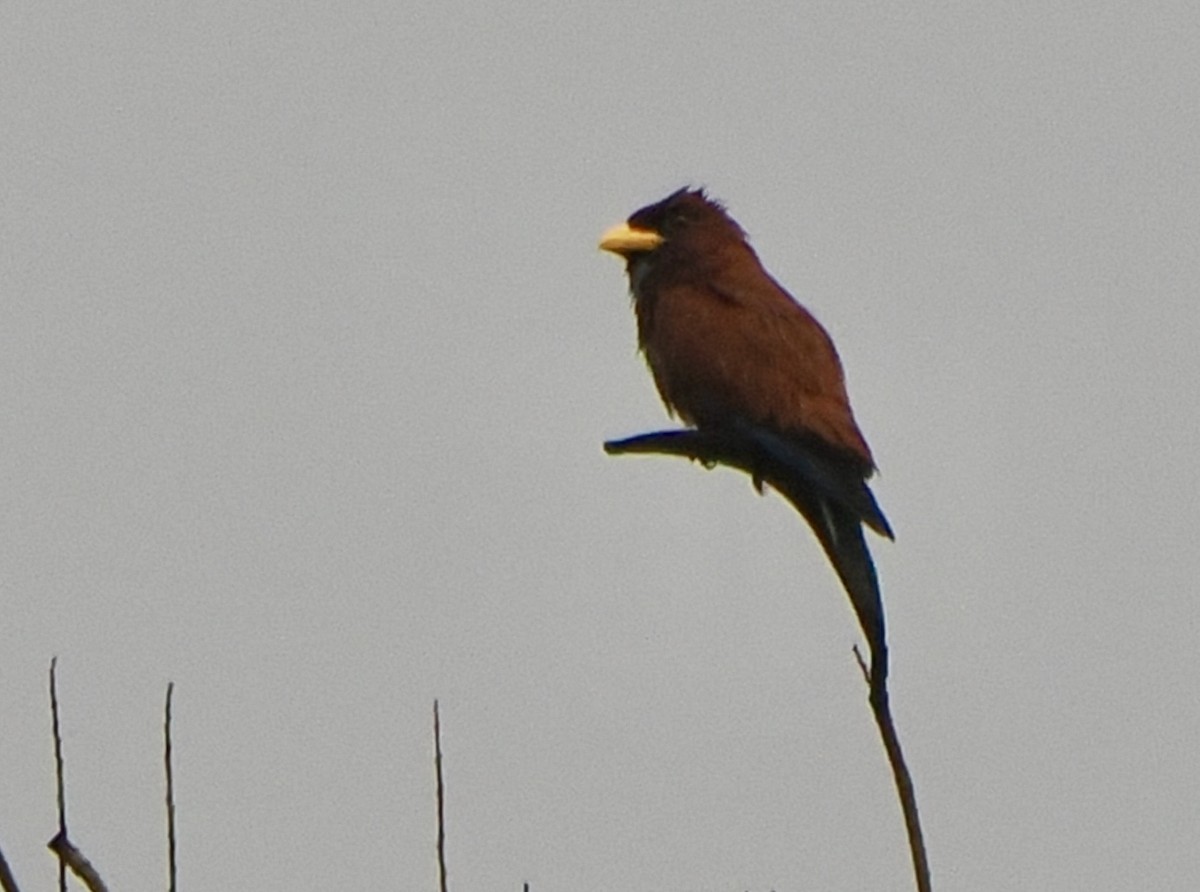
top-left (599, 188), bottom-right (749, 295)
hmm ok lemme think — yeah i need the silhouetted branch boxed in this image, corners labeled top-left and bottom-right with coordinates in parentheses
top-left (433, 700), bottom-right (448, 892)
top-left (164, 682), bottom-right (177, 892)
top-left (45, 834), bottom-right (108, 892)
top-left (605, 428), bottom-right (760, 473)
top-left (45, 661), bottom-right (110, 892)
top-left (854, 646), bottom-right (930, 892)
top-left (48, 658), bottom-right (67, 892)
top-left (0, 846), bottom-right (20, 892)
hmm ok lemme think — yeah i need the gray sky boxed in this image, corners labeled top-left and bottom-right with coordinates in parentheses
top-left (3, 2), bottom-right (1199, 889)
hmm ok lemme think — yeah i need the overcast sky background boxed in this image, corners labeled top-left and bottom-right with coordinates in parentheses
top-left (3, 3), bottom-right (1199, 890)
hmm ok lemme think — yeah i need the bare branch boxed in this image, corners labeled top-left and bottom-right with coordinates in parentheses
top-left (0, 846), bottom-right (21, 892)
top-left (605, 428), bottom-right (759, 471)
top-left (45, 833), bottom-right (108, 892)
top-left (858, 656), bottom-right (931, 892)
top-left (852, 643), bottom-right (870, 685)
top-left (48, 658), bottom-right (67, 892)
top-left (45, 661), bottom-right (110, 892)
top-left (164, 682), bottom-right (178, 892)
top-left (433, 700), bottom-right (448, 892)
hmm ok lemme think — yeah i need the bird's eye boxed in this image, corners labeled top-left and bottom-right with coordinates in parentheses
top-left (664, 208), bottom-right (692, 232)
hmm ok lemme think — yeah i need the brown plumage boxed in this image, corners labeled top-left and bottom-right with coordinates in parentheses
top-left (600, 188), bottom-right (893, 684)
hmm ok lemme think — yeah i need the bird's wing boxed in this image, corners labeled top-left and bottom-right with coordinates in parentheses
top-left (643, 274), bottom-right (878, 470)
top-left (737, 422), bottom-right (893, 538)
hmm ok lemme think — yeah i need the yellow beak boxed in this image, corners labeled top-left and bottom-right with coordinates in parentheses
top-left (598, 222), bottom-right (664, 256)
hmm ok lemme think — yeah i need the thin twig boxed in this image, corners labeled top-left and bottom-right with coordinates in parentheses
top-left (854, 646), bottom-right (930, 892)
top-left (48, 658), bottom-right (67, 892)
top-left (433, 700), bottom-right (448, 892)
top-left (0, 845), bottom-right (21, 892)
top-left (45, 834), bottom-right (108, 892)
top-left (45, 661), bottom-right (110, 892)
top-left (164, 682), bottom-right (177, 892)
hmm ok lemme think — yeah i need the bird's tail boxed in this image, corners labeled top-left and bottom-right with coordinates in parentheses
top-left (775, 481), bottom-right (889, 692)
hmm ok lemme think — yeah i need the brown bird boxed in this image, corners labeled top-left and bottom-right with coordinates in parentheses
top-left (599, 188), bottom-right (894, 687)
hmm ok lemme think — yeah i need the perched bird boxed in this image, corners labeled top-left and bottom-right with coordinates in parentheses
top-left (599, 188), bottom-right (894, 687)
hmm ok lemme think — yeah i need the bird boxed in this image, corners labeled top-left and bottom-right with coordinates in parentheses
top-left (599, 188), bottom-right (894, 689)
